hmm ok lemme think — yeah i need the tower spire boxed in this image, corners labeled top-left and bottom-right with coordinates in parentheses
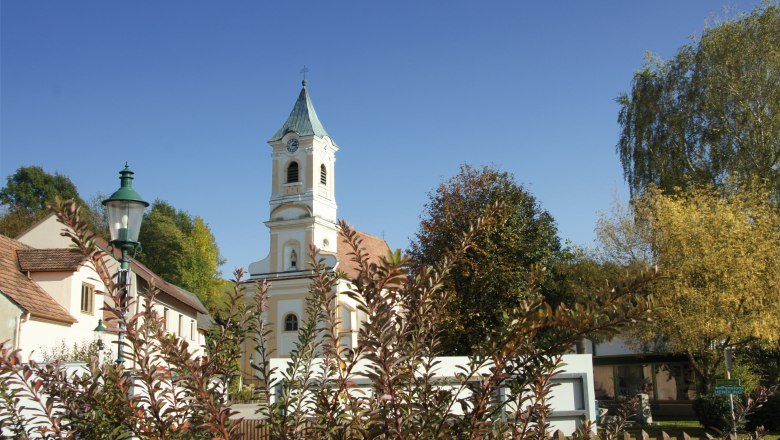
top-left (269, 81), bottom-right (327, 142)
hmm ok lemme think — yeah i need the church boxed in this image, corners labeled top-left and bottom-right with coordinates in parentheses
top-left (244, 80), bottom-right (390, 364)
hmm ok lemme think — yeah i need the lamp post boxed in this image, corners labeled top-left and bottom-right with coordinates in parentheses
top-left (725, 346), bottom-right (737, 439)
top-left (93, 319), bottom-right (106, 364)
top-left (102, 164), bottom-right (148, 364)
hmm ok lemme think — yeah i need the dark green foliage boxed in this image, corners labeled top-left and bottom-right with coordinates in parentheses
top-left (0, 166), bottom-right (84, 213)
top-left (137, 200), bottom-right (190, 283)
top-left (85, 192), bottom-right (111, 240)
top-left (546, 246), bottom-right (641, 308)
top-left (693, 388), bottom-right (774, 435)
top-left (0, 208), bottom-right (38, 238)
top-left (693, 394), bottom-right (732, 431)
top-left (137, 200), bottom-right (224, 308)
top-left (747, 393), bottom-right (780, 431)
top-left (741, 343), bottom-right (780, 388)
top-left (0, 166), bottom-right (87, 237)
top-left (616, 4), bottom-right (780, 197)
top-left (408, 164), bottom-right (561, 355)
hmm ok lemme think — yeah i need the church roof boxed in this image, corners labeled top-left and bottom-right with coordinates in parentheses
top-left (337, 229), bottom-right (391, 280)
top-left (269, 81), bottom-right (329, 142)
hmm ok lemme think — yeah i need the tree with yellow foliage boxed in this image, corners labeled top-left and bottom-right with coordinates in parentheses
top-left (598, 181), bottom-right (780, 391)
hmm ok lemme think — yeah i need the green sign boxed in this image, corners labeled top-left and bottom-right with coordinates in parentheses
top-left (714, 379), bottom-right (740, 387)
top-left (713, 386), bottom-right (743, 395)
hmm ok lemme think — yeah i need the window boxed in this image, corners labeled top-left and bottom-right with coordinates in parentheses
top-left (286, 161), bottom-right (299, 183)
top-left (320, 164), bottom-right (327, 185)
top-left (80, 283), bottom-right (94, 314)
top-left (593, 366), bottom-right (615, 400)
top-left (163, 308), bottom-right (169, 330)
top-left (284, 313), bottom-right (298, 332)
top-left (595, 363), bottom-right (698, 402)
top-left (178, 314), bottom-right (184, 337)
top-left (615, 364), bottom-right (652, 398)
top-left (191, 319), bottom-right (196, 340)
top-left (290, 249), bottom-right (297, 270)
top-left (655, 363), bottom-right (697, 400)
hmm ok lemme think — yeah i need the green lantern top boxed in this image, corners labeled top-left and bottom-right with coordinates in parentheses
top-left (94, 319), bottom-right (106, 332)
top-left (102, 163), bottom-right (149, 207)
top-left (102, 163), bottom-right (148, 245)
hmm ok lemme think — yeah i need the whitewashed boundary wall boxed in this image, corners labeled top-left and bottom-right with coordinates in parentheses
top-left (269, 353), bottom-right (597, 434)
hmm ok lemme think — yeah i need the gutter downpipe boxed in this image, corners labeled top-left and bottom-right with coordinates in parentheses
top-left (14, 311), bottom-right (30, 350)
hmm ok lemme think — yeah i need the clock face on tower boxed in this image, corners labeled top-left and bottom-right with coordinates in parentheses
top-left (286, 139), bottom-right (299, 153)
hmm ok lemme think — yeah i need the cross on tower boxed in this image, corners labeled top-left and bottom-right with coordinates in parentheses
top-left (300, 65), bottom-right (310, 86)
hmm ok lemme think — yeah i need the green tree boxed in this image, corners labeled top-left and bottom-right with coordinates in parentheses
top-left (546, 246), bottom-right (644, 351)
top-left (597, 182), bottom-right (780, 392)
top-left (408, 164), bottom-right (561, 355)
top-left (616, 4), bottom-right (780, 197)
top-left (85, 192), bottom-right (110, 240)
top-left (0, 166), bottom-right (86, 237)
top-left (137, 200), bottom-right (224, 308)
top-left (138, 201), bottom-right (189, 284)
top-left (181, 217), bottom-right (225, 306)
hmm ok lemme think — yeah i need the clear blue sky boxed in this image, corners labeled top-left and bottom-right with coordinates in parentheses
top-left (1, 0), bottom-right (764, 274)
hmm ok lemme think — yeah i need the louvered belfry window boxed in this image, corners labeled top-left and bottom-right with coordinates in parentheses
top-left (320, 164), bottom-right (327, 185)
top-left (287, 161), bottom-right (299, 183)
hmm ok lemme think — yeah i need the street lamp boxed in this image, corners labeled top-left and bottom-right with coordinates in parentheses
top-left (102, 163), bottom-right (148, 364)
top-left (725, 347), bottom-right (737, 439)
top-left (93, 319), bottom-right (107, 364)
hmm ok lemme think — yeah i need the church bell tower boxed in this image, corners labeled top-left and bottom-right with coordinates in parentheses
top-left (249, 80), bottom-right (339, 277)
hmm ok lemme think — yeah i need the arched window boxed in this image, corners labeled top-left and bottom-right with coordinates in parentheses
top-left (320, 164), bottom-right (327, 185)
top-left (290, 249), bottom-right (297, 269)
top-left (284, 313), bottom-right (299, 332)
top-left (286, 161), bottom-right (299, 183)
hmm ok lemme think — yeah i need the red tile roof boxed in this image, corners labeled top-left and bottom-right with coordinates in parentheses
top-left (337, 229), bottom-right (391, 280)
top-left (17, 248), bottom-right (86, 272)
top-left (0, 235), bottom-right (77, 324)
top-left (95, 238), bottom-right (208, 314)
top-left (128, 262), bottom-right (208, 314)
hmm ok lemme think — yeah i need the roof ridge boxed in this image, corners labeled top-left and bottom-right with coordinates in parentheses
top-left (0, 234), bottom-right (33, 250)
top-left (94, 238), bottom-right (208, 314)
top-left (346, 228), bottom-right (391, 247)
top-left (12, 212), bottom-right (57, 240)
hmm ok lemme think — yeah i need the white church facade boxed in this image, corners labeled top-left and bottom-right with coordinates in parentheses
top-left (244, 80), bottom-right (389, 363)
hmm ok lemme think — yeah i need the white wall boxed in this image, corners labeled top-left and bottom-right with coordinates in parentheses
top-left (0, 295), bottom-right (22, 347)
top-left (591, 336), bottom-right (641, 357)
top-left (16, 214), bottom-right (72, 248)
top-left (277, 298), bottom-right (304, 355)
top-left (18, 318), bottom-right (94, 362)
top-left (18, 265), bottom-right (106, 362)
top-left (269, 354), bottom-right (597, 435)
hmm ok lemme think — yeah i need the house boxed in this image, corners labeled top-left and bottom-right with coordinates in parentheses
top-left (588, 337), bottom-right (697, 418)
top-left (244, 80), bottom-right (390, 372)
top-left (0, 213), bottom-right (210, 363)
top-left (0, 234), bottom-right (86, 361)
